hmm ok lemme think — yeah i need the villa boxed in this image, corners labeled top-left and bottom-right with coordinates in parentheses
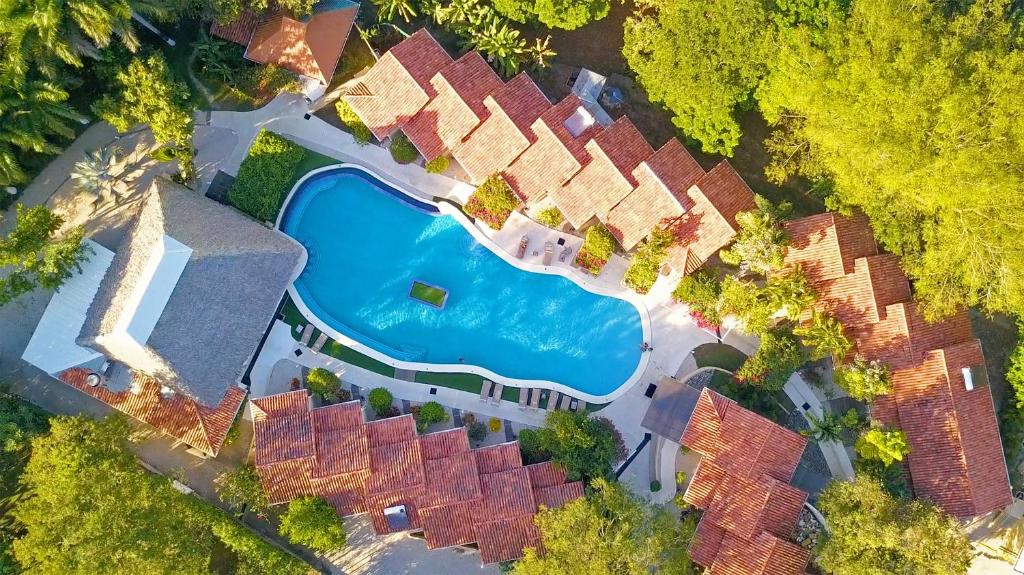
top-left (251, 390), bottom-right (584, 564)
top-left (342, 29), bottom-right (757, 277)
top-left (22, 180), bottom-right (303, 456)
top-left (783, 213), bottom-right (1012, 518)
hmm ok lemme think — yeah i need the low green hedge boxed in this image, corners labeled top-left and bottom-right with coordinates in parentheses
top-left (212, 518), bottom-right (309, 575)
top-left (228, 130), bottom-right (306, 221)
top-left (335, 100), bottom-right (372, 145)
top-left (425, 155), bottom-right (450, 174)
top-left (390, 133), bottom-right (418, 164)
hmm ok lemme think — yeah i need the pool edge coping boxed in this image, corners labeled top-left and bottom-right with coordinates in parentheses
top-left (275, 163), bottom-right (653, 404)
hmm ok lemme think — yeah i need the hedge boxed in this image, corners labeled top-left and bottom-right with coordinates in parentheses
top-left (389, 133), bottom-right (418, 164)
top-left (335, 100), bottom-right (372, 145)
top-left (212, 517), bottom-right (309, 575)
top-left (228, 130), bottom-right (306, 221)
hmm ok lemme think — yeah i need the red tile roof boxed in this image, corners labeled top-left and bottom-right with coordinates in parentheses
top-left (402, 52), bottom-right (503, 162)
top-left (783, 213), bottom-right (877, 284)
top-left (605, 139), bottom-right (705, 251)
top-left (210, 10), bottom-right (260, 45)
top-left (551, 117), bottom-right (654, 230)
top-left (665, 161), bottom-right (756, 274)
top-left (251, 392), bottom-right (582, 564)
top-left (344, 29), bottom-right (453, 140)
top-left (59, 368), bottom-right (245, 457)
top-left (501, 95), bottom-right (603, 203)
top-left (451, 73), bottom-right (551, 184)
top-left (681, 389), bottom-right (810, 575)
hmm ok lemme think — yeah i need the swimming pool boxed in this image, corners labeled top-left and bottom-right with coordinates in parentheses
top-left (279, 166), bottom-right (645, 399)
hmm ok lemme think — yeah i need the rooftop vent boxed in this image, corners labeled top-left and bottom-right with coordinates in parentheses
top-left (383, 504), bottom-right (411, 532)
top-left (86, 373), bottom-right (102, 387)
top-left (159, 385), bottom-right (176, 399)
top-left (962, 364), bottom-right (989, 391)
top-left (563, 106), bottom-right (595, 138)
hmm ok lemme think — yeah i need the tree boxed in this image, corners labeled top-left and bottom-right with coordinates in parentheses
top-left (71, 146), bottom-right (126, 207)
top-left (12, 416), bottom-right (215, 574)
top-left (0, 393), bottom-right (49, 572)
top-left (672, 270), bottom-right (722, 327)
top-left (414, 401), bottom-right (449, 432)
top-left (834, 356), bottom-right (892, 402)
top-left (210, 0), bottom-right (314, 25)
top-left (517, 428), bottom-right (550, 464)
top-left (367, 387), bottom-right (394, 416)
top-left (758, 0), bottom-right (1024, 320)
top-left (623, 228), bottom-right (674, 294)
top-left (0, 78), bottom-right (83, 186)
top-left (216, 463), bottom-right (270, 518)
top-left (761, 266), bottom-right (815, 321)
top-left (92, 53), bottom-right (195, 181)
top-left (855, 427), bottom-right (910, 466)
top-left (794, 311), bottom-right (851, 361)
top-left (372, 0), bottom-right (416, 22)
top-left (735, 328), bottom-right (804, 390)
top-left (0, 204), bottom-right (89, 306)
top-left (533, 411), bottom-right (626, 483)
top-left (465, 174), bottom-right (519, 229)
top-left (623, 0), bottom-right (772, 155)
top-left (801, 408), bottom-right (858, 443)
top-left (534, 0), bottom-right (609, 30)
top-left (719, 195), bottom-right (791, 275)
top-left (512, 478), bottom-right (698, 575)
top-left (816, 475), bottom-right (972, 575)
top-left (278, 496), bottom-right (346, 552)
top-left (306, 368), bottom-right (340, 400)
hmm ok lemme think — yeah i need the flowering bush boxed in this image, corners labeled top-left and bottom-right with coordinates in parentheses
top-left (573, 245), bottom-right (607, 275)
top-left (464, 174), bottom-right (518, 229)
top-left (689, 310), bottom-right (719, 331)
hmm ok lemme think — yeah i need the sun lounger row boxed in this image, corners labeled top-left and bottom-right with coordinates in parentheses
top-left (480, 380), bottom-right (503, 406)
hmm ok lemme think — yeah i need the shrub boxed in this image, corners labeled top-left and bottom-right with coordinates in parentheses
top-left (719, 195), bottom-right (791, 275)
top-left (335, 99), bottom-right (372, 145)
top-left (389, 133), bottom-right (418, 163)
top-left (425, 155), bottom-right (450, 174)
top-left (213, 518), bottom-right (308, 575)
top-left (380, 405), bottom-right (402, 418)
top-left (536, 206), bottom-right (564, 228)
top-left (228, 130), bottom-right (306, 221)
top-left (367, 387), bottom-right (394, 416)
top-left (489, 417), bottom-right (502, 433)
top-left (718, 276), bottom-right (775, 335)
top-left (239, 64), bottom-right (300, 104)
top-left (465, 174), bottom-right (519, 229)
top-left (533, 411), bottom-right (626, 483)
top-left (575, 224), bottom-right (616, 275)
top-left (467, 421), bottom-right (487, 442)
top-left (835, 356), bottom-right (892, 402)
top-left (623, 228), bottom-right (673, 294)
top-left (306, 367), bottom-right (340, 399)
top-left (794, 311), bottom-right (852, 361)
top-left (517, 428), bottom-right (551, 464)
top-left (855, 427), bottom-right (910, 466)
top-left (278, 496), bottom-right (346, 552)
top-left (736, 329), bottom-right (805, 391)
top-left (675, 471), bottom-right (687, 486)
top-left (414, 401), bottom-right (449, 432)
top-left (673, 270), bottom-right (722, 327)
top-left (649, 480), bottom-right (662, 492)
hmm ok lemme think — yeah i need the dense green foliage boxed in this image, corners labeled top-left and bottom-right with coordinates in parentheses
top-left (424, 155), bottom-right (450, 174)
top-left (759, 0), bottom-right (1024, 319)
top-left (575, 223), bottom-right (616, 274)
top-left (494, 0), bottom-right (610, 30)
top-left (532, 411), bottom-right (625, 483)
top-left (389, 133), bottom-right (418, 164)
top-left (1000, 328), bottom-right (1024, 489)
top-left (212, 0), bottom-right (315, 24)
top-left (467, 420), bottom-right (488, 442)
top-left (794, 311), bottom-right (851, 361)
top-left (0, 78), bottom-right (82, 186)
top-left (817, 475), bottom-right (972, 575)
top-left (801, 408), bottom-right (859, 443)
top-left (372, 0), bottom-right (417, 22)
top-left (210, 519), bottom-right (309, 575)
top-left (306, 368), bottom-right (340, 400)
top-left (93, 53), bottom-right (195, 180)
top-left (228, 130), bottom-right (306, 221)
top-left (719, 195), bottom-right (791, 275)
top-left (735, 328), bottom-right (804, 390)
top-left (216, 463), bottom-right (270, 518)
top-left (465, 174), bottom-right (519, 229)
top-left (623, 229), bottom-right (673, 294)
top-left (367, 387), bottom-right (394, 416)
top-left (0, 205), bottom-right (88, 306)
top-left (672, 270), bottom-right (722, 327)
top-left (512, 478), bottom-right (698, 575)
top-left (0, 393), bottom-right (49, 574)
top-left (855, 427), bottom-right (910, 466)
top-left (834, 356), bottom-right (892, 402)
top-left (278, 496), bottom-right (346, 552)
top-left (516, 428), bottom-right (550, 464)
top-left (535, 207), bottom-right (564, 228)
top-left (414, 401), bottom-right (449, 432)
top-left (193, 35), bottom-right (298, 106)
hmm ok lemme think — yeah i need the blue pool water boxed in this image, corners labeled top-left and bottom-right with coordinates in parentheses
top-left (280, 167), bottom-right (644, 396)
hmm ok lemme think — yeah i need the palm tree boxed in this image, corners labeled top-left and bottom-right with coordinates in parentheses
top-left (527, 36), bottom-right (556, 70)
top-left (371, 0), bottom-right (417, 23)
top-left (0, 79), bottom-right (84, 186)
top-left (794, 311), bottom-right (853, 361)
top-left (466, 16), bottom-right (526, 77)
top-left (801, 409), bottom-right (860, 443)
top-left (71, 146), bottom-right (125, 208)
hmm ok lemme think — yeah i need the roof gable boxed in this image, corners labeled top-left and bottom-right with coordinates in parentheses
top-left (783, 212), bottom-right (877, 284)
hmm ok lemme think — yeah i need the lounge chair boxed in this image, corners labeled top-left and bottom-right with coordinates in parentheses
top-left (529, 388), bottom-right (541, 410)
top-left (558, 394), bottom-right (571, 410)
top-left (480, 380), bottom-right (494, 402)
top-left (577, 399), bottom-right (588, 412)
top-left (518, 387), bottom-right (529, 409)
top-left (311, 333), bottom-right (328, 353)
top-left (559, 246), bottom-right (573, 262)
top-left (516, 235), bottom-right (529, 259)
top-left (569, 398), bottom-right (579, 411)
top-left (543, 242), bottom-right (554, 265)
top-left (546, 392), bottom-right (560, 412)
top-left (300, 324), bottom-right (314, 346)
top-left (490, 383), bottom-right (504, 406)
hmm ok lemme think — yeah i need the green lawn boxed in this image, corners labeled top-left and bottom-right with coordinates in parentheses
top-left (409, 281), bottom-right (448, 308)
top-left (285, 147), bottom-right (339, 191)
top-left (693, 343), bottom-right (748, 372)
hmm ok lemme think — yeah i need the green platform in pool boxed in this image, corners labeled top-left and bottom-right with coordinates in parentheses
top-left (409, 280), bottom-right (448, 309)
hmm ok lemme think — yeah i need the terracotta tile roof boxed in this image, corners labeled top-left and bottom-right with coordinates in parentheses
top-left (665, 161), bottom-right (756, 274)
top-left (250, 392), bottom-right (582, 564)
top-left (344, 29), bottom-right (453, 140)
top-left (605, 139), bottom-right (705, 250)
top-left (241, 3), bottom-right (357, 85)
top-left (853, 302), bottom-right (972, 371)
top-left (551, 117), bottom-right (654, 229)
top-left (689, 520), bottom-right (727, 567)
top-left (210, 10), bottom-right (260, 45)
top-left (783, 212), bottom-right (877, 284)
top-left (812, 254), bottom-right (912, 327)
top-left (451, 73), bottom-right (551, 184)
top-left (476, 515), bottom-right (543, 565)
top-left (58, 368), bottom-right (245, 457)
top-left (402, 52), bottom-right (503, 162)
top-left (501, 95), bottom-right (603, 203)
top-left (709, 531), bottom-right (811, 575)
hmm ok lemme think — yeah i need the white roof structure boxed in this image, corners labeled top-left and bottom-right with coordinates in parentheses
top-left (22, 240), bottom-right (114, 375)
top-left (570, 68), bottom-right (613, 127)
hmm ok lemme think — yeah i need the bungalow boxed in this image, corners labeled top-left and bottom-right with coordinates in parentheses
top-left (210, 0), bottom-right (359, 97)
top-left (681, 388), bottom-right (811, 575)
top-left (251, 390), bottom-right (584, 564)
top-left (21, 180), bottom-right (303, 456)
top-left (782, 213), bottom-right (1012, 519)
top-left (342, 29), bottom-right (453, 141)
